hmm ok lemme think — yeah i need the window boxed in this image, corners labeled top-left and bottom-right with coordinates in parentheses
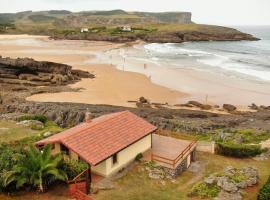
top-left (112, 153), bottom-right (118, 165)
top-left (60, 144), bottom-right (69, 156)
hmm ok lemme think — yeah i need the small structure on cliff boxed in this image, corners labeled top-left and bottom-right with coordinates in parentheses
top-left (120, 25), bottom-right (132, 32)
top-left (81, 28), bottom-right (89, 33)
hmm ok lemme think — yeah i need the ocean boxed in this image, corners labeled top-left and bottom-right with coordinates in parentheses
top-left (132, 26), bottom-right (270, 83)
top-left (97, 26), bottom-right (270, 105)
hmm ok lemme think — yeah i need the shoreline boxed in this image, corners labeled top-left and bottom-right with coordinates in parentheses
top-left (0, 35), bottom-right (185, 108)
top-left (0, 35), bottom-right (269, 110)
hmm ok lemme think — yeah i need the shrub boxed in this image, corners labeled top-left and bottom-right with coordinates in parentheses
top-left (135, 153), bottom-right (143, 161)
top-left (144, 160), bottom-right (156, 169)
top-left (18, 114), bottom-right (48, 124)
top-left (216, 142), bottom-right (264, 158)
top-left (258, 176), bottom-right (270, 200)
top-left (60, 159), bottom-right (88, 180)
top-left (189, 182), bottom-right (220, 198)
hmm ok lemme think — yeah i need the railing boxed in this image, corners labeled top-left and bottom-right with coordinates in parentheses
top-left (75, 190), bottom-right (93, 200)
top-left (151, 140), bottom-right (197, 169)
top-left (68, 168), bottom-right (91, 200)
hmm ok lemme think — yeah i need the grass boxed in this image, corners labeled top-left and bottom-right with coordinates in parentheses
top-left (0, 120), bottom-right (39, 143)
top-left (156, 129), bottom-right (212, 141)
top-left (0, 120), bottom-right (63, 144)
top-left (93, 152), bottom-right (270, 200)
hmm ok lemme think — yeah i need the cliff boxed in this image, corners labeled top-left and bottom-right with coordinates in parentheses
top-left (0, 10), bottom-right (259, 43)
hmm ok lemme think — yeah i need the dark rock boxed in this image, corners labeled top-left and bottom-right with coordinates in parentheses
top-left (188, 101), bottom-right (212, 110)
top-left (249, 103), bottom-right (259, 110)
top-left (223, 104), bottom-right (237, 112)
top-left (139, 96), bottom-right (149, 104)
top-left (0, 57), bottom-right (94, 86)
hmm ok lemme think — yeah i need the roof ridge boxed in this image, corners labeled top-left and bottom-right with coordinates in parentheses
top-left (62, 110), bottom-right (130, 142)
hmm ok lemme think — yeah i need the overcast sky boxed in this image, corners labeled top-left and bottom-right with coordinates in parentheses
top-left (1, 0), bottom-right (270, 25)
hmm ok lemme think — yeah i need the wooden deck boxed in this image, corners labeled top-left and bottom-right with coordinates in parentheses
top-left (145, 134), bottom-right (197, 169)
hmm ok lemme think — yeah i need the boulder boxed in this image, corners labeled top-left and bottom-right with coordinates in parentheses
top-left (223, 104), bottom-right (237, 112)
top-left (217, 176), bottom-right (238, 193)
top-left (17, 120), bottom-right (44, 130)
top-left (188, 101), bottom-right (212, 110)
top-left (139, 96), bottom-right (149, 104)
top-left (215, 190), bottom-right (242, 200)
top-left (43, 131), bottom-right (53, 137)
top-left (204, 175), bottom-right (217, 185)
top-left (148, 168), bottom-right (165, 180)
top-left (249, 103), bottom-right (259, 110)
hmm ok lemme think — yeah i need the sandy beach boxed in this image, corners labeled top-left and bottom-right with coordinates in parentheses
top-left (0, 35), bottom-right (185, 107)
top-left (0, 35), bottom-right (270, 108)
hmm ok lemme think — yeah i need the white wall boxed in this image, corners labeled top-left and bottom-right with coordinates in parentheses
top-left (93, 134), bottom-right (152, 176)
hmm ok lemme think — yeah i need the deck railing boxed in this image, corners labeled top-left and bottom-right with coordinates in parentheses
top-left (151, 140), bottom-right (197, 169)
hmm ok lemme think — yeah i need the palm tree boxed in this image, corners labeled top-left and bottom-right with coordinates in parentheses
top-left (4, 144), bottom-right (67, 192)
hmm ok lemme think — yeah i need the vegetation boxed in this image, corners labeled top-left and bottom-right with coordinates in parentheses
top-left (60, 159), bottom-right (88, 180)
top-left (258, 176), bottom-right (270, 200)
top-left (215, 142), bottom-right (265, 158)
top-left (92, 152), bottom-right (270, 200)
top-left (189, 182), bottom-right (220, 198)
top-left (0, 121), bottom-right (39, 143)
top-left (28, 15), bottom-right (57, 22)
top-left (18, 115), bottom-right (48, 124)
top-left (0, 119), bottom-right (64, 194)
top-left (3, 145), bottom-right (67, 192)
top-left (135, 153), bottom-right (143, 161)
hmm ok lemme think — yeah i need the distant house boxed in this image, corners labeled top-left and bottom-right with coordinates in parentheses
top-left (36, 111), bottom-right (197, 192)
top-left (121, 25), bottom-right (132, 32)
top-left (81, 28), bottom-right (89, 33)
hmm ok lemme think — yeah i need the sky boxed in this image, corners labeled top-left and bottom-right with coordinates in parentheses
top-left (1, 0), bottom-right (270, 26)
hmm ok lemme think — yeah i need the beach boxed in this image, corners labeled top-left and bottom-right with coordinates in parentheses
top-left (0, 35), bottom-right (184, 107)
top-left (0, 34), bottom-right (269, 108)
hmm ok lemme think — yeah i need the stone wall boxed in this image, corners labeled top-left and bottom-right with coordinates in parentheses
top-left (163, 157), bottom-right (188, 179)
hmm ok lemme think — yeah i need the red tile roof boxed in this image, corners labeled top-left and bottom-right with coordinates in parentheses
top-left (36, 111), bottom-right (157, 166)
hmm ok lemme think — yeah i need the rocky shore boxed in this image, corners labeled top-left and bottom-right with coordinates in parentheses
top-left (0, 56), bottom-right (94, 86)
top-left (0, 56), bottom-right (95, 106)
top-left (0, 56), bottom-right (269, 136)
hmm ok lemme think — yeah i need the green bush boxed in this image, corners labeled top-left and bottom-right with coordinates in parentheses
top-left (189, 182), bottom-right (220, 198)
top-left (18, 114), bottom-right (48, 124)
top-left (258, 176), bottom-right (270, 200)
top-left (135, 153), bottom-right (143, 161)
top-left (216, 142), bottom-right (264, 158)
top-left (0, 144), bottom-right (26, 192)
top-left (60, 159), bottom-right (88, 180)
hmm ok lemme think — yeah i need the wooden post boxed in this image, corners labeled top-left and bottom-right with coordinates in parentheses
top-left (86, 165), bottom-right (92, 195)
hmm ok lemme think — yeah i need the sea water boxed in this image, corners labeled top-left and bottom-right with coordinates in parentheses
top-left (139, 26), bottom-right (270, 83)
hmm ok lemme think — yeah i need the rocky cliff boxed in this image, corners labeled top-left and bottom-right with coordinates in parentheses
top-left (0, 56), bottom-right (94, 86)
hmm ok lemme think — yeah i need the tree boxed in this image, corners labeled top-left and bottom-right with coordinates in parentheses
top-left (3, 144), bottom-right (67, 192)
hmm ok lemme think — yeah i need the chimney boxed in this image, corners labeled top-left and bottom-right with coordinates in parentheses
top-left (85, 112), bottom-right (92, 123)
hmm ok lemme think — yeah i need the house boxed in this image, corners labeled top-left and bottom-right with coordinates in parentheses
top-left (81, 28), bottom-right (89, 33)
top-left (36, 111), bottom-right (197, 192)
top-left (121, 25), bottom-right (132, 32)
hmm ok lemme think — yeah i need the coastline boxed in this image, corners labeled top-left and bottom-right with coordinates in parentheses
top-left (0, 35), bottom-right (269, 109)
top-left (0, 35), bottom-right (185, 107)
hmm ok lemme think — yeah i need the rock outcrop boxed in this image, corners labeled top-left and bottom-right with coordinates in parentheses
top-left (223, 104), bottom-right (237, 112)
top-left (0, 56), bottom-right (95, 86)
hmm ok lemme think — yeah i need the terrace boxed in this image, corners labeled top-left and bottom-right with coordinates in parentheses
top-left (145, 134), bottom-right (197, 169)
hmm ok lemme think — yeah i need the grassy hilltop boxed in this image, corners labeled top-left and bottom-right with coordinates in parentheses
top-left (0, 10), bottom-right (258, 42)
